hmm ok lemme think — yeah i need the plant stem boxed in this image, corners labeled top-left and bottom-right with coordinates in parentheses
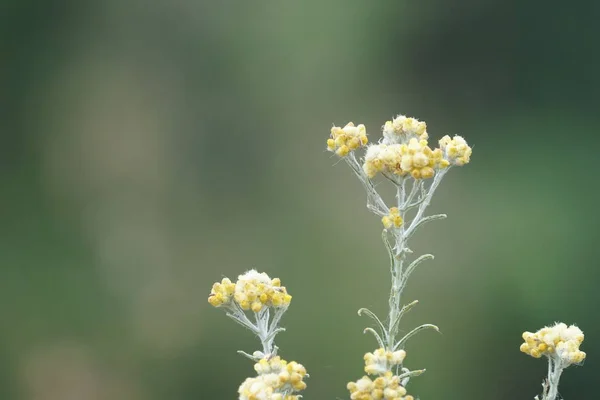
top-left (544, 359), bottom-right (563, 400)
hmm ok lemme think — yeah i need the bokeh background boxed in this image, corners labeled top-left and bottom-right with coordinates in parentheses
top-left (2, 1), bottom-right (599, 399)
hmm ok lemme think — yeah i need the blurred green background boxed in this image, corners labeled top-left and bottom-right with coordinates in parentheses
top-left (2, 1), bottom-right (599, 399)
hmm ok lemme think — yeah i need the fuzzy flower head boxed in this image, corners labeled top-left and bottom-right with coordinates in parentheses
top-left (347, 372), bottom-right (413, 400)
top-left (327, 122), bottom-right (368, 157)
top-left (438, 135), bottom-right (472, 166)
top-left (382, 208), bottom-right (403, 230)
top-left (239, 357), bottom-right (308, 400)
top-left (325, 114), bottom-right (472, 179)
top-left (208, 270), bottom-right (292, 313)
top-left (364, 348), bottom-right (406, 375)
top-left (362, 143), bottom-right (402, 178)
top-left (363, 138), bottom-right (445, 180)
top-left (397, 138), bottom-right (442, 179)
top-left (207, 277), bottom-right (235, 307)
top-left (360, 114), bottom-right (472, 180)
top-left (520, 322), bottom-right (586, 367)
top-left (382, 115), bottom-right (428, 145)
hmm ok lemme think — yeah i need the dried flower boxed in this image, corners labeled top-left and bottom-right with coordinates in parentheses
top-left (520, 322), bottom-right (585, 400)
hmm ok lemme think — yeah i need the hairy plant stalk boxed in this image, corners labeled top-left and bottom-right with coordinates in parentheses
top-left (328, 115), bottom-right (472, 399)
top-left (348, 156), bottom-right (448, 351)
top-left (545, 359), bottom-right (563, 400)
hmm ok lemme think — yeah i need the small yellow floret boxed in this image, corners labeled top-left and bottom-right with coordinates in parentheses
top-left (348, 137), bottom-right (361, 150)
top-left (336, 145), bottom-right (350, 157)
top-left (239, 299), bottom-right (250, 310)
top-left (381, 216), bottom-right (392, 229)
top-left (538, 343), bottom-right (547, 352)
top-left (421, 167), bottom-right (435, 179)
top-left (382, 208), bottom-right (403, 229)
top-left (327, 138), bottom-right (335, 150)
top-left (208, 295), bottom-right (221, 307)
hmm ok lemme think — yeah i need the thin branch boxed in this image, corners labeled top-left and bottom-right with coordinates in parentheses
top-left (403, 254), bottom-right (435, 282)
top-left (363, 327), bottom-right (386, 349)
top-left (264, 327), bottom-right (286, 343)
top-left (398, 368), bottom-right (426, 380)
top-left (268, 306), bottom-right (288, 335)
top-left (394, 324), bottom-right (440, 350)
top-left (226, 312), bottom-right (259, 333)
top-left (382, 231), bottom-right (395, 272)
top-left (405, 214), bottom-right (447, 239)
top-left (399, 368), bottom-right (426, 386)
top-left (358, 308), bottom-right (388, 341)
top-left (401, 179), bottom-right (421, 210)
top-left (237, 350), bottom-right (260, 361)
top-left (388, 300), bottom-right (419, 343)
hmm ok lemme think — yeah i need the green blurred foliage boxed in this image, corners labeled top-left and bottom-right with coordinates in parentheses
top-left (1, 1), bottom-right (599, 399)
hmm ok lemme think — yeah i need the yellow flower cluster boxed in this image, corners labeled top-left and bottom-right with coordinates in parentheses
top-left (326, 122), bottom-right (369, 157)
top-left (381, 208), bottom-right (403, 229)
top-left (238, 357), bottom-right (308, 400)
top-left (207, 277), bottom-right (235, 307)
top-left (439, 135), bottom-right (472, 166)
top-left (323, 114), bottom-right (471, 179)
top-left (208, 270), bottom-right (292, 313)
top-left (364, 348), bottom-right (407, 375)
top-left (520, 323), bottom-right (586, 365)
top-left (382, 115), bottom-right (428, 144)
top-left (347, 348), bottom-right (411, 400)
top-left (399, 138), bottom-right (447, 179)
top-left (363, 138), bottom-right (447, 179)
top-left (347, 372), bottom-right (413, 400)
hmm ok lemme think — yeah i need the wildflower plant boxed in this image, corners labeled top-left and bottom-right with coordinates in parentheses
top-left (326, 114), bottom-right (472, 399)
top-left (208, 270), bottom-right (308, 400)
top-left (520, 322), bottom-right (586, 400)
top-left (207, 112), bottom-right (586, 400)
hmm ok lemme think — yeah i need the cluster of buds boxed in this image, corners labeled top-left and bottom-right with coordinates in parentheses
top-left (347, 372), bottom-right (413, 400)
top-left (438, 135), bottom-right (472, 166)
top-left (362, 140), bottom-right (442, 180)
top-left (520, 323), bottom-right (586, 366)
top-left (361, 115), bottom-right (471, 180)
top-left (382, 115), bottom-right (428, 143)
top-left (381, 208), bottom-right (403, 230)
top-left (364, 348), bottom-right (406, 375)
top-left (326, 122), bottom-right (369, 157)
top-left (238, 357), bottom-right (308, 400)
top-left (208, 270), bottom-right (292, 313)
top-left (325, 115), bottom-right (472, 180)
top-left (347, 348), bottom-right (413, 400)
